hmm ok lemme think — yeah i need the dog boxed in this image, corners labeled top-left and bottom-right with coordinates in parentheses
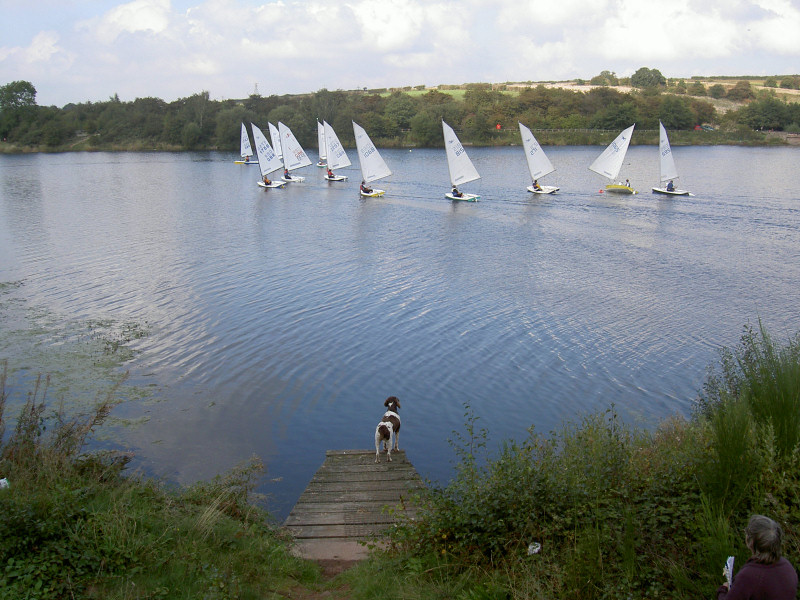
top-left (375, 396), bottom-right (401, 463)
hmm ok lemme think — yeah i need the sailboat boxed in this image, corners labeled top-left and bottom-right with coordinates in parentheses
top-left (277, 122), bottom-right (312, 182)
top-left (251, 123), bottom-right (286, 188)
top-left (652, 121), bottom-right (692, 196)
top-left (442, 120), bottom-right (480, 201)
top-left (353, 120), bottom-right (392, 197)
top-left (235, 122), bottom-right (258, 165)
top-left (589, 124), bottom-right (637, 194)
top-left (268, 122), bottom-right (282, 161)
top-left (519, 122), bottom-right (559, 194)
top-left (316, 120), bottom-right (327, 167)
top-left (322, 121), bottom-right (351, 181)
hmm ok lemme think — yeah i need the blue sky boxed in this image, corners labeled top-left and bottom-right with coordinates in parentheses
top-left (1, 0), bottom-right (799, 107)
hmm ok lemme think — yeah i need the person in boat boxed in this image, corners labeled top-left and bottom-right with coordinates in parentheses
top-left (666, 180), bottom-right (675, 192)
top-left (625, 178), bottom-right (631, 188)
top-left (360, 180), bottom-right (373, 194)
top-left (263, 175), bottom-right (272, 185)
top-left (716, 514), bottom-right (797, 600)
top-left (327, 168), bottom-right (334, 179)
top-left (284, 168), bottom-right (291, 180)
top-left (451, 186), bottom-right (463, 198)
top-left (533, 179), bottom-right (542, 191)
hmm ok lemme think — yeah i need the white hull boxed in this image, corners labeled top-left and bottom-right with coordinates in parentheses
top-left (527, 185), bottom-right (559, 194)
top-left (257, 180), bottom-right (286, 188)
top-left (324, 174), bottom-right (348, 181)
top-left (446, 192), bottom-right (480, 202)
top-left (652, 187), bottom-right (692, 196)
top-left (282, 175), bottom-right (305, 182)
top-left (235, 160), bottom-right (259, 165)
top-left (360, 188), bottom-right (385, 197)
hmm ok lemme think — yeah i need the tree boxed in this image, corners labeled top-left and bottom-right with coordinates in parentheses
top-left (709, 84), bottom-right (726, 99)
top-left (726, 81), bottom-right (754, 102)
top-left (384, 92), bottom-right (419, 130)
top-left (763, 76), bottom-right (778, 88)
top-left (630, 67), bottom-right (666, 89)
top-left (689, 81), bottom-right (707, 96)
top-left (590, 70), bottom-right (619, 86)
top-left (0, 80), bottom-right (37, 112)
top-left (659, 96), bottom-right (695, 129)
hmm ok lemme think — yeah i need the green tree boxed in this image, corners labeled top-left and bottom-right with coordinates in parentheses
top-left (409, 109), bottom-right (442, 146)
top-left (590, 70), bottom-right (619, 86)
top-left (763, 76), bottom-right (778, 88)
top-left (689, 81), bottom-right (707, 96)
top-left (709, 84), bottom-right (726, 99)
top-left (630, 67), bottom-right (666, 88)
top-left (659, 96), bottom-right (695, 129)
top-left (0, 80), bottom-right (37, 112)
top-left (726, 81), bottom-right (754, 101)
top-left (384, 92), bottom-right (419, 130)
top-left (0, 80), bottom-right (38, 139)
top-left (739, 95), bottom-right (788, 130)
top-left (181, 121), bottom-right (201, 148)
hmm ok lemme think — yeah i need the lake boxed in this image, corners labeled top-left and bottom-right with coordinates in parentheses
top-left (1, 144), bottom-right (799, 519)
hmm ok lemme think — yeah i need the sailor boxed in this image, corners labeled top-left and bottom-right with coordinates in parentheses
top-left (533, 179), bottom-right (542, 191)
top-left (360, 180), bottom-right (373, 194)
top-left (451, 186), bottom-right (463, 198)
top-left (284, 168), bottom-right (291, 180)
top-left (327, 168), bottom-right (334, 179)
top-left (625, 178), bottom-right (631, 188)
top-left (666, 180), bottom-right (674, 192)
top-left (263, 175), bottom-right (271, 185)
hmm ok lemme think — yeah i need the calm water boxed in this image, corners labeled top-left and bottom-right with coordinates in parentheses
top-left (1, 145), bottom-right (799, 518)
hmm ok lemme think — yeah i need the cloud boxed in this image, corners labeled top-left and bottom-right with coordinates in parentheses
top-left (2, 0), bottom-right (796, 107)
top-left (81, 0), bottom-right (173, 44)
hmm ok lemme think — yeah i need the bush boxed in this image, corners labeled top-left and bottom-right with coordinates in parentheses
top-left (388, 322), bottom-right (800, 598)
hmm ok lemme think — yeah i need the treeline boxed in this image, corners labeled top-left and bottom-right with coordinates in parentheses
top-left (1, 75), bottom-right (800, 152)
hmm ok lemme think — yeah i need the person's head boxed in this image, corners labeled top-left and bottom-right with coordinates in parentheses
top-left (745, 515), bottom-right (784, 563)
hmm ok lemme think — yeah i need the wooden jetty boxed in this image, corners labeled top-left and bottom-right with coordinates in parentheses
top-left (284, 449), bottom-right (423, 561)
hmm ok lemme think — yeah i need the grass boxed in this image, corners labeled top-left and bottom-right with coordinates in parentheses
top-left (2, 319), bottom-right (799, 598)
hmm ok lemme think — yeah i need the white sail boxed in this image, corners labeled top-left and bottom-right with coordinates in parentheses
top-left (442, 120), bottom-right (480, 186)
top-left (323, 121), bottom-right (351, 171)
top-left (251, 123), bottom-right (283, 177)
top-left (519, 122), bottom-right (555, 180)
top-left (658, 121), bottom-right (679, 183)
top-left (589, 124), bottom-right (635, 181)
top-left (240, 122), bottom-right (254, 159)
top-left (353, 121), bottom-right (392, 183)
top-left (277, 122), bottom-right (312, 171)
top-left (268, 122), bottom-right (282, 160)
top-left (317, 121), bottom-right (327, 162)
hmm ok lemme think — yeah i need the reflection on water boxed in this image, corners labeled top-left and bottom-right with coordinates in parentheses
top-left (1, 146), bottom-right (799, 518)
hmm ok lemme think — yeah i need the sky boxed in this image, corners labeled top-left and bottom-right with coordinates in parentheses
top-left (1, 0), bottom-right (799, 107)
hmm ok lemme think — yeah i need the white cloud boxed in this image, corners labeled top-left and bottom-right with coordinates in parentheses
top-left (2, 0), bottom-right (797, 106)
top-left (83, 0), bottom-right (172, 44)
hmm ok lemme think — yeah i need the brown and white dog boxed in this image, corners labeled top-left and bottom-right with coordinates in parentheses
top-left (375, 396), bottom-right (401, 463)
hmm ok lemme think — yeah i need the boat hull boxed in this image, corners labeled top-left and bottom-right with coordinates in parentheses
top-left (446, 192), bottom-right (480, 202)
top-left (360, 188), bottom-right (385, 197)
top-left (652, 187), bottom-right (691, 196)
top-left (605, 184), bottom-right (637, 195)
top-left (527, 185), bottom-right (559, 194)
top-left (257, 180), bottom-right (286, 189)
top-left (235, 160), bottom-right (259, 165)
top-left (324, 175), bottom-right (348, 181)
top-left (282, 175), bottom-right (305, 182)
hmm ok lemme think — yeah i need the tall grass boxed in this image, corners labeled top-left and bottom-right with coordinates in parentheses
top-left (380, 323), bottom-right (800, 599)
top-left (0, 360), bottom-right (320, 599)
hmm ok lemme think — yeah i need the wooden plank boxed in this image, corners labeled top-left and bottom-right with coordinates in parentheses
top-left (284, 449), bottom-right (424, 561)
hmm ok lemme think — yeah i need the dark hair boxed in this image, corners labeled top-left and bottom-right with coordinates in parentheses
top-left (746, 515), bottom-right (783, 564)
